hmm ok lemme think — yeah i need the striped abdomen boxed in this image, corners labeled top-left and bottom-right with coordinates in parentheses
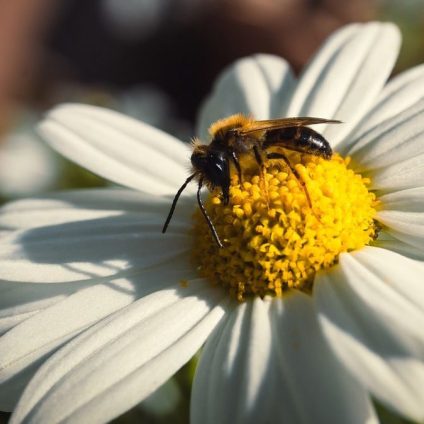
top-left (263, 126), bottom-right (332, 159)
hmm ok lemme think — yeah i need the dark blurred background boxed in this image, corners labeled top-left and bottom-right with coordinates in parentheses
top-left (1, 0), bottom-right (423, 131)
top-left (0, 0), bottom-right (421, 201)
top-left (0, 0), bottom-right (423, 201)
top-left (0, 0), bottom-right (423, 422)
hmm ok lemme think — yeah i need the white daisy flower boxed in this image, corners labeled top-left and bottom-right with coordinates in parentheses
top-left (1, 21), bottom-right (424, 423)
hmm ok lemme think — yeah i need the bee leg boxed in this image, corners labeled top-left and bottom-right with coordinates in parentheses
top-left (266, 151), bottom-right (312, 209)
top-left (197, 178), bottom-right (224, 248)
top-left (253, 145), bottom-right (263, 167)
top-left (253, 145), bottom-right (269, 206)
top-left (231, 151), bottom-right (243, 185)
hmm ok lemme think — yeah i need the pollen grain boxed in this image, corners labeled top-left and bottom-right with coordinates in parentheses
top-left (192, 153), bottom-right (378, 301)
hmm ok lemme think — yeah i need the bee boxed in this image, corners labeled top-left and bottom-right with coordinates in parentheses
top-left (162, 114), bottom-right (341, 247)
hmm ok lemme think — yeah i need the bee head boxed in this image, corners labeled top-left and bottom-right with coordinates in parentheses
top-left (191, 147), bottom-right (230, 204)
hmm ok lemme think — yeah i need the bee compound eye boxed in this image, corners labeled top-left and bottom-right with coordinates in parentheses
top-left (191, 152), bottom-right (206, 169)
top-left (207, 154), bottom-right (229, 186)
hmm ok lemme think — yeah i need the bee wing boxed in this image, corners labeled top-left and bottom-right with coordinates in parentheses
top-left (239, 117), bottom-right (342, 135)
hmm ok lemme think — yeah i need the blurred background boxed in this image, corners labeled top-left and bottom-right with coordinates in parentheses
top-left (0, 0), bottom-right (422, 422)
top-left (0, 0), bottom-right (424, 203)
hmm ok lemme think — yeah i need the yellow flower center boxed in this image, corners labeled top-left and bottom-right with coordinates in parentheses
top-left (192, 153), bottom-right (378, 301)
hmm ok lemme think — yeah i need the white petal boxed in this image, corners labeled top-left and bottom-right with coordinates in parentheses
top-left (0, 269), bottom-right (193, 381)
top-left (315, 248), bottom-right (424, 422)
top-left (0, 252), bottom-right (195, 325)
top-left (373, 230), bottom-right (424, 261)
top-left (11, 283), bottom-right (226, 424)
top-left (270, 293), bottom-right (376, 424)
top-left (192, 294), bottom-right (376, 424)
top-left (0, 194), bottom-right (118, 231)
top-left (0, 280), bottom-right (89, 334)
top-left (0, 311), bottom-right (38, 336)
top-left (0, 253), bottom-right (198, 410)
top-left (0, 188), bottom-right (195, 231)
top-left (367, 153), bottom-right (424, 192)
top-left (0, 363), bottom-right (36, 412)
top-left (38, 104), bottom-right (194, 195)
top-left (377, 214), bottom-right (424, 250)
top-left (341, 64), bottom-right (424, 153)
top-left (0, 210), bottom-right (191, 283)
top-left (286, 22), bottom-right (400, 146)
top-left (196, 54), bottom-right (295, 140)
top-left (347, 100), bottom-right (424, 172)
top-left (191, 298), bottom-right (275, 424)
top-left (354, 102), bottom-right (424, 191)
top-left (348, 247), bottom-right (424, 311)
top-left (376, 187), bottom-right (424, 250)
top-left (378, 186), bottom-right (424, 212)
top-left (0, 280), bottom-right (136, 410)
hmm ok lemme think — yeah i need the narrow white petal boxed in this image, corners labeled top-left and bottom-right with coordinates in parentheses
top-left (0, 253), bottom-right (196, 328)
top-left (377, 212), bottom-right (424, 250)
top-left (341, 64), bottom-right (424, 152)
top-left (196, 54), bottom-right (295, 140)
top-left (0, 280), bottom-right (136, 409)
top-left (0, 364), bottom-right (36, 412)
top-left (379, 187), bottom-right (424, 212)
top-left (373, 230), bottom-right (424, 261)
top-left (270, 293), bottom-right (376, 424)
top-left (11, 283), bottom-right (226, 424)
top-left (0, 311), bottom-right (38, 336)
top-left (191, 298), bottom-right (275, 424)
top-left (368, 153), bottom-right (424, 192)
top-left (38, 104), bottom-right (194, 195)
top-left (347, 100), bottom-right (424, 173)
top-left (356, 102), bottom-right (424, 190)
top-left (0, 281), bottom-right (134, 383)
top-left (190, 308), bottom-right (229, 424)
top-left (351, 102), bottom-right (424, 192)
top-left (0, 280), bottom-right (89, 333)
top-left (0, 188), bottom-right (194, 231)
top-left (0, 252), bottom-right (195, 325)
top-left (192, 294), bottom-right (375, 424)
top-left (0, 253), bottom-right (198, 409)
top-left (286, 22), bottom-right (400, 146)
top-left (0, 279), bottom-right (153, 410)
top-left (348, 247), bottom-right (424, 311)
top-left (0, 195), bottom-right (120, 231)
top-left (376, 187), bottom-right (424, 250)
top-left (0, 212), bottom-right (191, 283)
top-left (315, 249), bottom-right (424, 422)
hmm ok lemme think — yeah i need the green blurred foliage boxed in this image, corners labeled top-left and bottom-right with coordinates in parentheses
top-left (378, 0), bottom-right (424, 73)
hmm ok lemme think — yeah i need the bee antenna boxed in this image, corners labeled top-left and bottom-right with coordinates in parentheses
top-left (196, 178), bottom-right (224, 248)
top-left (162, 173), bottom-right (197, 234)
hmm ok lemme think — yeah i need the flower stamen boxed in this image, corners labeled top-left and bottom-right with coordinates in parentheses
top-left (193, 153), bottom-right (378, 301)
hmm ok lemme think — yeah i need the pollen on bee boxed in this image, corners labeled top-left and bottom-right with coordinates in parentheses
top-left (208, 114), bottom-right (253, 137)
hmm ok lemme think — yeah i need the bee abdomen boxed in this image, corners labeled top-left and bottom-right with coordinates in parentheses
top-left (264, 127), bottom-right (332, 159)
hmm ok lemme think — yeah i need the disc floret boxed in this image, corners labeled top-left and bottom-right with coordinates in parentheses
top-left (193, 154), bottom-right (378, 301)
